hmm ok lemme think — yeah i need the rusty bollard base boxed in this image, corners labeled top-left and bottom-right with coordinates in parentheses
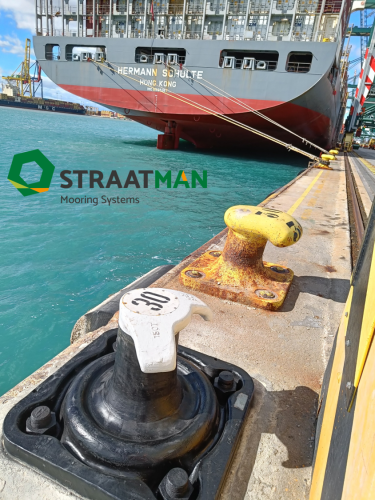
top-left (180, 205), bottom-right (302, 311)
top-left (315, 163), bottom-right (333, 170)
top-left (180, 252), bottom-right (294, 311)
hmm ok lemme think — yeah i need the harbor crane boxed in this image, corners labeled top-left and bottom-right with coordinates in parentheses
top-left (2, 39), bottom-right (43, 98)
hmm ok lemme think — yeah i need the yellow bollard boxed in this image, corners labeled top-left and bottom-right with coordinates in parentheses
top-left (321, 154), bottom-right (336, 161)
top-left (180, 205), bottom-right (303, 310)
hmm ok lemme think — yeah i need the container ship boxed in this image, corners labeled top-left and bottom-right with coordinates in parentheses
top-left (33, 0), bottom-right (351, 150)
top-left (0, 86), bottom-right (86, 115)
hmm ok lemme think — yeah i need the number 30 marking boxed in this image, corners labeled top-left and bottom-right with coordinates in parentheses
top-left (132, 291), bottom-right (171, 311)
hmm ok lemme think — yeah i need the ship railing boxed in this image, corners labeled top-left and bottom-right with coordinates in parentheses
top-left (43, 28), bottom-right (78, 36)
top-left (223, 33), bottom-right (247, 40)
top-left (315, 31), bottom-right (337, 42)
top-left (131, 30), bottom-right (181, 38)
top-left (51, 7), bottom-right (63, 16)
top-left (205, 1), bottom-right (226, 13)
top-left (45, 51), bottom-right (61, 60)
top-left (167, 5), bottom-right (185, 14)
top-left (290, 32), bottom-right (316, 41)
top-left (249, 4), bottom-right (271, 13)
top-left (322, 0), bottom-right (342, 13)
top-left (129, 8), bottom-right (146, 14)
top-left (93, 31), bottom-right (112, 37)
top-left (185, 31), bottom-right (203, 39)
top-left (291, 31), bottom-right (337, 42)
top-left (128, 4), bottom-right (146, 14)
top-left (151, 5), bottom-right (169, 14)
top-left (272, 0), bottom-right (296, 11)
top-left (113, 7), bottom-right (128, 15)
top-left (186, 6), bottom-right (205, 14)
top-left (36, 28), bottom-right (203, 39)
top-left (244, 32), bottom-right (268, 41)
top-left (61, 8), bottom-right (78, 16)
top-left (113, 3), bottom-right (128, 14)
top-left (146, 30), bottom-right (195, 39)
top-left (61, 4), bottom-right (79, 15)
top-left (227, 3), bottom-right (248, 14)
top-left (295, 7), bottom-right (320, 13)
top-left (130, 30), bottom-right (147, 38)
top-left (206, 7), bottom-right (226, 14)
top-left (286, 61), bottom-right (311, 72)
top-left (112, 31), bottom-right (127, 37)
top-left (144, 4), bottom-right (184, 14)
top-left (36, 6), bottom-right (63, 16)
top-left (203, 33), bottom-right (224, 39)
top-left (35, 4), bottom-right (127, 17)
top-left (165, 31), bottom-right (185, 38)
top-left (149, 5), bottom-right (184, 14)
top-left (135, 54), bottom-right (186, 64)
top-left (96, 6), bottom-right (112, 15)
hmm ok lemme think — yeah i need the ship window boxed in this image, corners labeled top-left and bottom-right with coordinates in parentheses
top-left (66, 45), bottom-right (107, 62)
top-left (219, 50), bottom-right (279, 70)
top-left (135, 47), bottom-right (186, 64)
top-left (45, 44), bottom-right (60, 61)
top-left (286, 52), bottom-right (313, 73)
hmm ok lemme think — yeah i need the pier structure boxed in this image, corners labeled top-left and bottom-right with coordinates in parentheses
top-left (1, 153), bottom-right (364, 499)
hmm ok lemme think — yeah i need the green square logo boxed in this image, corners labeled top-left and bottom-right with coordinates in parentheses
top-left (8, 150), bottom-right (55, 197)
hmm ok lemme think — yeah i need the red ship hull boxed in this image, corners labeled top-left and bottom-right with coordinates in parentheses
top-left (61, 84), bottom-right (334, 150)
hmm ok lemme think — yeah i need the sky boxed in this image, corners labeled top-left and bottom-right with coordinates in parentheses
top-left (0, 1), bottom-right (369, 109)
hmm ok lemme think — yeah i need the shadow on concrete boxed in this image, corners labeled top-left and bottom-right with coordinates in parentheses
top-left (281, 275), bottom-right (350, 312)
top-left (223, 380), bottom-right (318, 499)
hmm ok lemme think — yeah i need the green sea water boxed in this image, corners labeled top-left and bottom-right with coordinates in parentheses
top-left (0, 107), bottom-right (305, 396)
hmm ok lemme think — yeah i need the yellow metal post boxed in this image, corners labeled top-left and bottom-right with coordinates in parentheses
top-left (22, 39), bottom-right (31, 97)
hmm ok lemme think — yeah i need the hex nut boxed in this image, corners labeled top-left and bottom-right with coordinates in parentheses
top-left (26, 406), bottom-right (57, 435)
top-left (158, 467), bottom-right (194, 499)
top-left (256, 289), bottom-right (277, 299)
top-left (209, 251), bottom-right (222, 258)
top-left (270, 265), bottom-right (289, 274)
top-left (185, 270), bottom-right (204, 279)
top-left (214, 370), bottom-right (236, 394)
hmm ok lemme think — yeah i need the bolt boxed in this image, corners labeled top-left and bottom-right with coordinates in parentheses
top-left (346, 382), bottom-right (352, 390)
top-left (165, 468), bottom-right (190, 498)
top-left (345, 340), bottom-right (350, 346)
top-left (270, 265), bottom-right (289, 274)
top-left (186, 270), bottom-right (203, 279)
top-left (30, 406), bottom-right (52, 430)
top-left (257, 290), bottom-right (276, 299)
top-left (209, 251), bottom-right (221, 257)
top-left (345, 312), bottom-right (348, 317)
top-left (218, 371), bottom-right (234, 390)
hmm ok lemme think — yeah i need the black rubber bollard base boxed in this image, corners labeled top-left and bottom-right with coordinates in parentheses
top-left (3, 329), bottom-right (254, 500)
